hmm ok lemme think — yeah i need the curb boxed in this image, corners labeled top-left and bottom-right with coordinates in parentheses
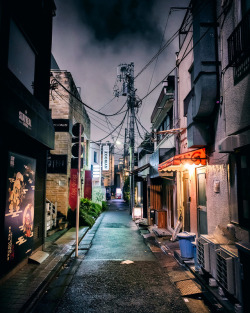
top-left (21, 213), bottom-right (105, 313)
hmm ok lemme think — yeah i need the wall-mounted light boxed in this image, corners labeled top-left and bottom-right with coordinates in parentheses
top-left (183, 163), bottom-right (195, 173)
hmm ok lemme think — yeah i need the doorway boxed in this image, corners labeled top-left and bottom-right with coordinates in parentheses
top-left (197, 167), bottom-right (207, 235)
top-left (183, 172), bottom-right (190, 231)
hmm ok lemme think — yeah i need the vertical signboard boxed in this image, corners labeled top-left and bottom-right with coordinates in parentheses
top-left (103, 145), bottom-right (109, 171)
top-left (84, 170), bottom-right (92, 200)
top-left (69, 168), bottom-right (78, 211)
top-left (4, 152), bottom-right (36, 270)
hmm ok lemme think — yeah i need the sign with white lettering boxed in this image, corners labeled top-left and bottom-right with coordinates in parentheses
top-left (53, 119), bottom-right (70, 132)
top-left (103, 145), bottom-right (109, 171)
top-left (19, 110), bottom-right (32, 130)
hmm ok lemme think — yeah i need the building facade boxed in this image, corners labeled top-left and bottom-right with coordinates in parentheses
top-left (149, 77), bottom-right (177, 229)
top-left (47, 69), bottom-right (90, 216)
top-left (0, 0), bottom-right (56, 277)
top-left (156, 0), bottom-right (250, 310)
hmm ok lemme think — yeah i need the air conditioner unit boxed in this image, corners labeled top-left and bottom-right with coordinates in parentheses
top-left (197, 235), bottom-right (221, 277)
top-left (216, 245), bottom-right (242, 302)
top-left (197, 237), bottom-right (210, 272)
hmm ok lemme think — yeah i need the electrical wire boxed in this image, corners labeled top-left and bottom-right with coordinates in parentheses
top-left (139, 9), bottom-right (172, 119)
top-left (135, 117), bottom-right (144, 140)
top-left (51, 77), bottom-right (127, 117)
top-left (97, 96), bottom-right (116, 112)
top-left (135, 115), bottom-right (151, 135)
top-left (141, 4), bottom-right (227, 103)
top-left (135, 0), bottom-right (211, 82)
top-left (94, 109), bottom-right (129, 142)
top-left (52, 88), bottom-right (128, 142)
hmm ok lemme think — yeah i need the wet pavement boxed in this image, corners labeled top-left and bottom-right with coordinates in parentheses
top-left (32, 200), bottom-right (210, 313)
top-left (0, 200), bottom-right (216, 313)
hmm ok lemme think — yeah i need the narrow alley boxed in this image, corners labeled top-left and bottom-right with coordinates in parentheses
top-left (30, 200), bottom-right (210, 313)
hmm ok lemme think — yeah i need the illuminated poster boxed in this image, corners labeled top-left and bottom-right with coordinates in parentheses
top-left (4, 152), bottom-right (36, 268)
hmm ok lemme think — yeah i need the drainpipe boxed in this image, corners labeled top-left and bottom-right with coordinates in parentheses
top-left (175, 52), bottom-right (180, 155)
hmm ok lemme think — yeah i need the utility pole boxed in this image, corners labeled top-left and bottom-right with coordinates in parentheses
top-left (114, 63), bottom-right (136, 214)
top-left (128, 64), bottom-right (135, 215)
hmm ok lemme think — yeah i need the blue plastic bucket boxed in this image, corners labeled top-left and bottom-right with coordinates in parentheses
top-left (177, 231), bottom-right (196, 258)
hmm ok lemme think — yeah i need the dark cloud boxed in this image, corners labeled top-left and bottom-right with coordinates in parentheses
top-left (52, 0), bottom-right (190, 144)
top-left (75, 0), bottom-right (161, 43)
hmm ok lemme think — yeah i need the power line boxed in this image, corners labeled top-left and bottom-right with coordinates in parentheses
top-left (51, 77), bottom-right (127, 117)
top-left (94, 109), bottom-right (129, 142)
top-left (135, 0), bottom-right (211, 82)
top-left (52, 88), bottom-right (127, 141)
top-left (140, 9), bottom-right (172, 119)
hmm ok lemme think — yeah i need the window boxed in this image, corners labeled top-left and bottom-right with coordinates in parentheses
top-left (229, 147), bottom-right (250, 228)
top-left (94, 151), bottom-right (97, 163)
top-left (237, 148), bottom-right (250, 228)
top-left (241, 0), bottom-right (250, 16)
top-left (8, 19), bottom-right (36, 94)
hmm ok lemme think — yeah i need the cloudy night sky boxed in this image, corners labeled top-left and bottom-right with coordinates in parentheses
top-left (52, 0), bottom-right (189, 152)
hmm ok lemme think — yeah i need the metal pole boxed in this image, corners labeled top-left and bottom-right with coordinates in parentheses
top-left (128, 63), bottom-right (135, 215)
top-left (76, 123), bottom-right (82, 258)
top-left (99, 143), bottom-right (102, 186)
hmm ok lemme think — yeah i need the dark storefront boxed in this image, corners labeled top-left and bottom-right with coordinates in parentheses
top-left (0, 0), bottom-right (56, 277)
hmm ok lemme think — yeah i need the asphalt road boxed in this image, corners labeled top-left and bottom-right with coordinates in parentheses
top-left (32, 200), bottom-right (191, 313)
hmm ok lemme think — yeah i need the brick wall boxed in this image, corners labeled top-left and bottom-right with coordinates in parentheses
top-left (46, 70), bottom-right (90, 216)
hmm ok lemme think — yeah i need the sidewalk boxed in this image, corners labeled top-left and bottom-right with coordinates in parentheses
top-left (137, 221), bottom-right (236, 313)
top-left (0, 213), bottom-right (104, 313)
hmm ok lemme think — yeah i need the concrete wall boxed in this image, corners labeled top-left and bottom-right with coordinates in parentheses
top-left (206, 164), bottom-right (230, 234)
top-left (218, 1), bottom-right (250, 137)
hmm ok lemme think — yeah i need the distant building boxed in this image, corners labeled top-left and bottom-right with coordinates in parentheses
top-left (47, 69), bottom-right (90, 217)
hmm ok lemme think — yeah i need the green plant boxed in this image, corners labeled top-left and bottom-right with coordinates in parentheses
top-left (67, 198), bottom-right (105, 228)
top-left (79, 209), bottom-right (95, 227)
top-left (123, 177), bottom-right (130, 203)
top-left (102, 201), bottom-right (108, 211)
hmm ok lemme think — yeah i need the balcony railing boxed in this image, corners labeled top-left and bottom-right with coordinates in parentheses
top-left (228, 10), bottom-right (250, 66)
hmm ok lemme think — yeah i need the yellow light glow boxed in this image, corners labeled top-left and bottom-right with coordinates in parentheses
top-left (184, 163), bottom-right (195, 171)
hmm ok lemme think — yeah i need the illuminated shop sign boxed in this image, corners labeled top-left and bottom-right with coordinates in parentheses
top-left (103, 145), bottom-right (109, 171)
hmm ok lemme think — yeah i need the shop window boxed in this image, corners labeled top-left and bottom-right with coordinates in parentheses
top-left (8, 19), bottom-right (36, 94)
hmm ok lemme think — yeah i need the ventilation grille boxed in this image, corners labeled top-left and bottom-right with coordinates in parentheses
top-left (197, 237), bottom-right (210, 272)
top-left (216, 249), bottom-right (234, 294)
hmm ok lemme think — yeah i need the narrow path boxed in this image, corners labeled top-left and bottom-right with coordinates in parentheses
top-left (54, 200), bottom-right (189, 313)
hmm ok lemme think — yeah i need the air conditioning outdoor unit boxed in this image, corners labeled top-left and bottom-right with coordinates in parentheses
top-left (197, 236), bottom-right (210, 272)
top-left (216, 245), bottom-right (242, 302)
top-left (197, 235), bottom-right (221, 277)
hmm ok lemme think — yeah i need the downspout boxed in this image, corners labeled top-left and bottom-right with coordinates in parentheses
top-left (175, 52), bottom-right (180, 155)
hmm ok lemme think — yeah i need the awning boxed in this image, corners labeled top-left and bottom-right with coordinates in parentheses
top-left (158, 148), bottom-right (207, 172)
top-left (131, 163), bottom-right (150, 174)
